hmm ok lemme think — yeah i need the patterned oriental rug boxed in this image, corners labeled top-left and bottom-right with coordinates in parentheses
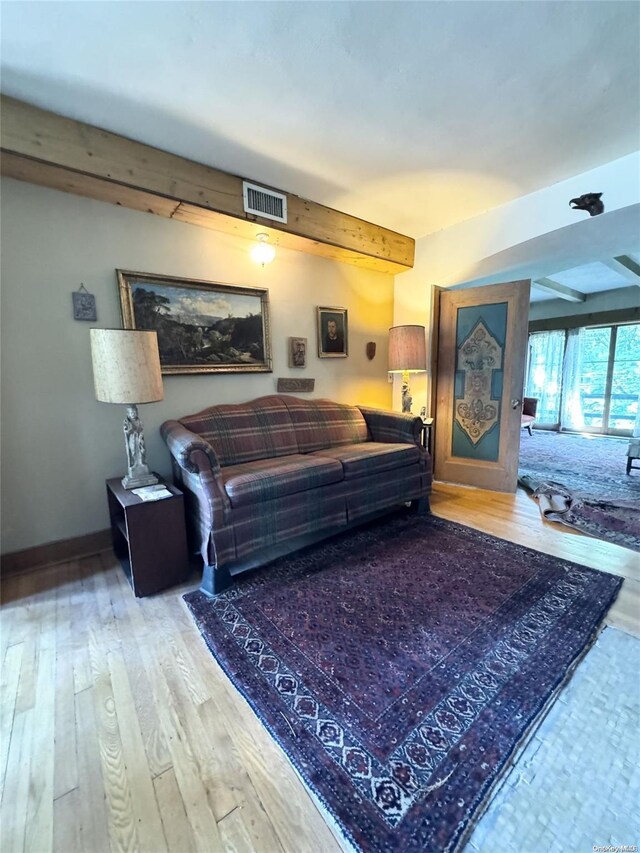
top-left (185, 512), bottom-right (622, 853)
top-left (519, 432), bottom-right (640, 552)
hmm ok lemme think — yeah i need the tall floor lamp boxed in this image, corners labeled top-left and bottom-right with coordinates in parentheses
top-left (90, 329), bottom-right (164, 489)
top-left (388, 325), bottom-right (427, 414)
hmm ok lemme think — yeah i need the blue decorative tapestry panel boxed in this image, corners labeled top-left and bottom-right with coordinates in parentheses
top-left (452, 303), bottom-right (507, 462)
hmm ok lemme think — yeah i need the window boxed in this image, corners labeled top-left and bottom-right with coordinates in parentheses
top-left (579, 327), bottom-right (611, 429)
top-left (609, 324), bottom-right (640, 432)
top-left (526, 322), bottom-right (639, 436)
top-left (525, 330), bottom-right (565, 426)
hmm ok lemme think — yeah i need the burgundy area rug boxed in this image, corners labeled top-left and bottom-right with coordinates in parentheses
top-left (519, 432), bottom-right (640, 551)
top-left (185, 512), bottom-right (622, 853)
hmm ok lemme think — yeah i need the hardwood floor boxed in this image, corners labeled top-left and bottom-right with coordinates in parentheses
top-left (1, 484), bottom-right (638, 853)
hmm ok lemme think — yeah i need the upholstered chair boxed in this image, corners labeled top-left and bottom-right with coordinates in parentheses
top-left (521, 397), bottom-right (538, 436)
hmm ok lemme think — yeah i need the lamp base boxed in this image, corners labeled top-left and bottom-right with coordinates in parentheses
top-left (121, 403), bottom-right (159, 490)
top-left (122, 470), bottom-right (159, 490)
top-left (401, 370), bottom-right (413, 413)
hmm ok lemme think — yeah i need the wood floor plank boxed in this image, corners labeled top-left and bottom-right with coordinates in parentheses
top-left (75, 687), bottom-right (110, 853)
top-left (93, 661), bottom-right (140, 852)
top-left (53, 787), bottom-right (82, 853)
top-left (0, 709), bottom-right (32, 853)
top-left (606, 577), bottom-right (640, 637)
top-left (72, 557), bottom-right (99, 694)
top-left (106, 567), bottom-right (224, 851)
top-left (196, 698), bottom-right (286, 853)
top-left (14, 637), bottom-right (37, 715)
top-left (108, 567), bottom-right (173, 778)
top-left (143, 595), bottom-right (210, 707)
top-left (149, 628), bottom-right (237, 824)
top-left (90, 561), bottom-right (120, 661)
top-left (108, 651), bottom-right (168, 852)
top-left (24, 645), bottom-right (56, 852)
top-left (0, 642), bottom-right (24, 793)
top-left (140, 662), bottom-right (225, 852)
top-left (218, 804), bottom-right (262, 853)
top-left (54, 563), bottom-right (79, 799)
top-left (227, 786), bottom-right (287, 853)
top-left (34, 567), bottom-right (59, 653)
top-left (153, 769), bottom-right (197, 853)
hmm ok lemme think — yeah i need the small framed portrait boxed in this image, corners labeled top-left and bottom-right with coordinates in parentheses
top-left (317, 306), bottom-right (348, 358)
top-left (288, 337), bottom-right (307, 368)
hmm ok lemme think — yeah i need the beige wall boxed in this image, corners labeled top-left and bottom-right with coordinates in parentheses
top-left (1, 178), bottom-right (394, 553)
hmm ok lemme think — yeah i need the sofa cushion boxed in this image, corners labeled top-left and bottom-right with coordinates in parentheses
top-left (180, 396), bottom-right (298, 466)
top-left (311, 442), bottom-right (420, 479)
top-left (281, 397), bottom-right (368, 453)
top-left (221, 454), bottom-right (344, 508)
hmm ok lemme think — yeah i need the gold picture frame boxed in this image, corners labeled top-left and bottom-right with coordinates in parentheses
top-left (118, 270), bottom-right (272, 375)
top-left (317, 306), bottom-right (348, 358)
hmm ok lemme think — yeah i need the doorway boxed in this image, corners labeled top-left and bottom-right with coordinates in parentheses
top-left (433, 280), bottom-right (531, 492)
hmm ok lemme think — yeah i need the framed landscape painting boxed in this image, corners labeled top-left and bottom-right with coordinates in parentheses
top-left (117, 270), bottom-right (272, 374)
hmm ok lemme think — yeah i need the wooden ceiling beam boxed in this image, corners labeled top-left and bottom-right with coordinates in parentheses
top-left (0, 95), bottom-right (414, 274)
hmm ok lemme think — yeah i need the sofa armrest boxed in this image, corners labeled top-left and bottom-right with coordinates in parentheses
top-left (161, 420), bottom-right (221, 475)
top-left (160, 420), bottom-right (231, 528)
top-left (357, 406), bottom-right (423, 447)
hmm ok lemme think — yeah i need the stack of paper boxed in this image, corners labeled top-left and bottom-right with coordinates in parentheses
top-left (131, 484), bottom-right (173, 502)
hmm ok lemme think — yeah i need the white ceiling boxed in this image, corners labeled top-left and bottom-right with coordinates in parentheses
top-left (1, 1), bottom-right (639, 238)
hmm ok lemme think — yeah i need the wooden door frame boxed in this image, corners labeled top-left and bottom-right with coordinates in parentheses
top-left (429, 285), bottom-right (443, 460)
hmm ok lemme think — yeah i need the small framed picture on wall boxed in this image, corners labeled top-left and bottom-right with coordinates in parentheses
top-left (317, 306), bottom-right (348, 358)
top-left (288, 337), bottom-right (307, 368)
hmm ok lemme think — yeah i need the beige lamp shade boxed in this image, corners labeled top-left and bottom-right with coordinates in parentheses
top-left (388, 325), bottom-right (427, 373)
top-left (90, 329), bottom-right (164, 404)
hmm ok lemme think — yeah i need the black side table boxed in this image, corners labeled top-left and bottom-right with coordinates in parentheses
top-left (106, 477), bottom-right (190, 597)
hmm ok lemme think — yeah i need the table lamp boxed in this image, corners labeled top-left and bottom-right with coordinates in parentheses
top-left (90, 329), bottom-right (164, 489)
top-left (388, 325), bottom-right (427, 413)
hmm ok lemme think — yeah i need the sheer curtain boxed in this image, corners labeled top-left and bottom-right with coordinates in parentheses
top-left (525, 331), bottom-right (565, 425)
top-left (560, 328), bottom-right (585, 431)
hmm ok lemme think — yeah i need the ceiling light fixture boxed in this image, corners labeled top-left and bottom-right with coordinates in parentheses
top-left (250, 233), bottom-right (276, 266)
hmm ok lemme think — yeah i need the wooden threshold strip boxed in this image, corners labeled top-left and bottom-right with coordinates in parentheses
top-left (0, 95), bottom-right (414, 275)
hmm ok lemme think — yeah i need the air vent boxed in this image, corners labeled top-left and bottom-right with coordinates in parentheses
top-left (242, 181), bottom-right (288, 223)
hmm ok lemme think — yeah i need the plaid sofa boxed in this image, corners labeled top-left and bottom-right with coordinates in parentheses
top-left (161, 395), bottom-right (431, 594)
